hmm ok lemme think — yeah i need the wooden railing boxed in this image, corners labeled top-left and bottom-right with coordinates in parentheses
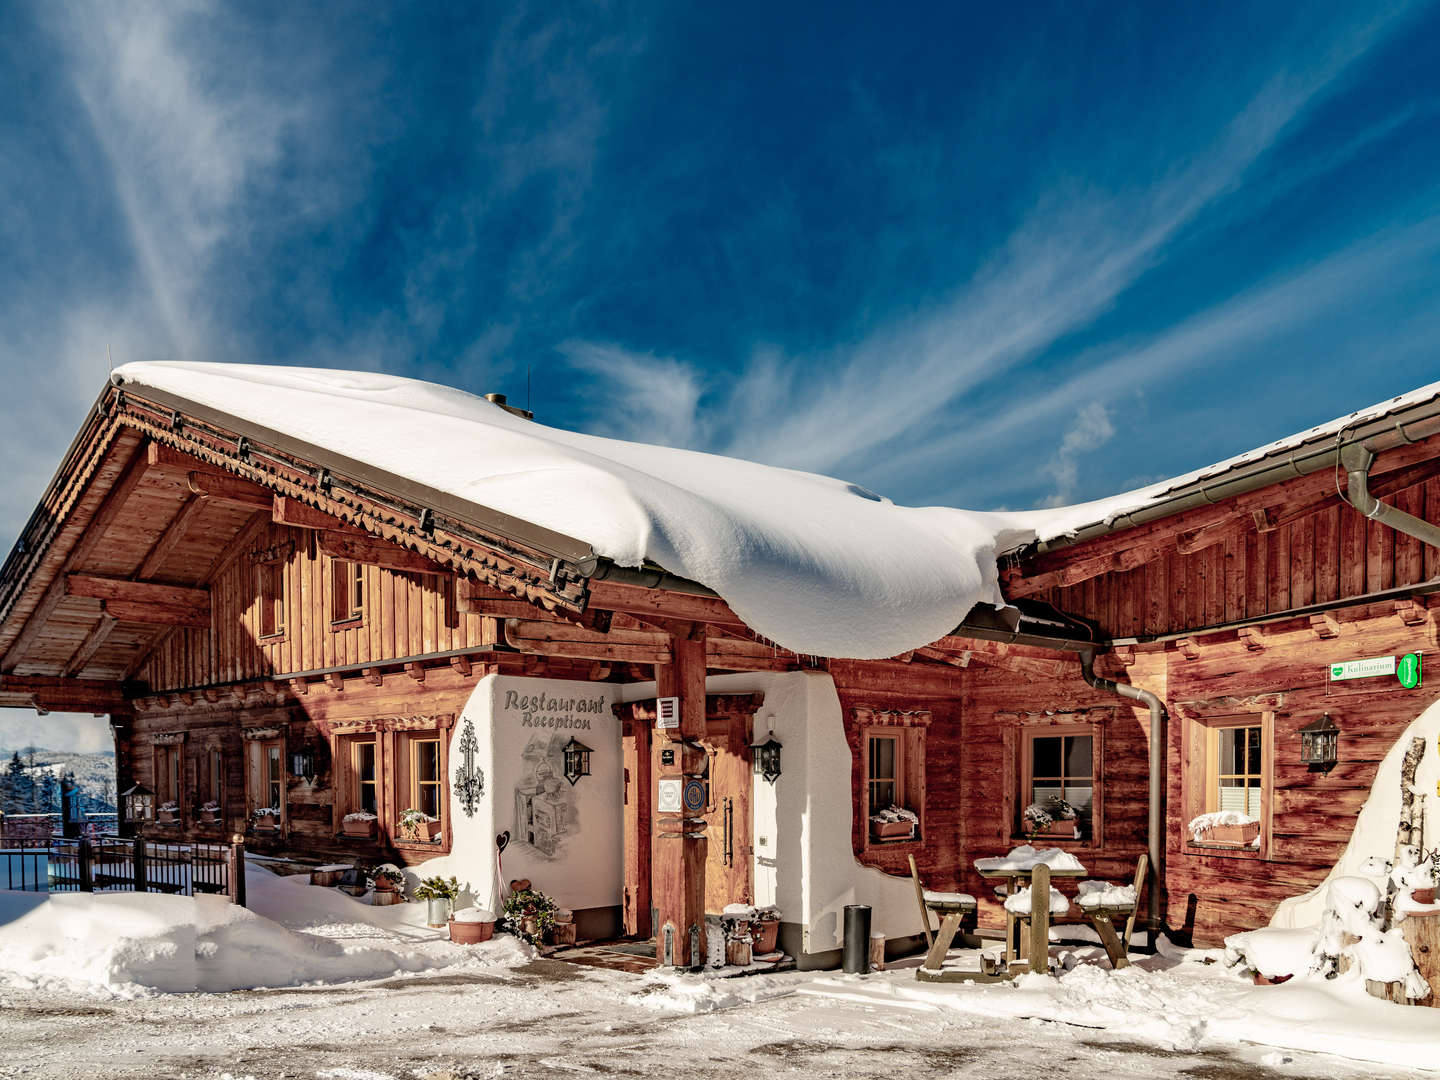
top-left (0, 834), bottom-right (245, 905)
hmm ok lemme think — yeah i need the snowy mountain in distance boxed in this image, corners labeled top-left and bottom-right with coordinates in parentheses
top-left (2, 745), bottom-right (116, 811)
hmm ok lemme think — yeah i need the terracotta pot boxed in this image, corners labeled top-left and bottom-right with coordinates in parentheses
top-left (342, 818), bottom-right (376, 838)
top-left (449, 918), bottom-right (495, 944)
top-left (1413, 887), bottom-right (1436, 905)
top-left (400, 820), bottom-right (442, 843)
top-left (1198, 821), bottom-right (1260, 846)
top-left (373, 876), bottom-right (401, 893)
top-left (1038, 819), bottom-right (1077, 838)
top-left (1252, 971), bottom-right (1293, 986)
top-left (752, 917), bottom-right (780, 955)
top-left (870, 820), bottom-right (915, 841)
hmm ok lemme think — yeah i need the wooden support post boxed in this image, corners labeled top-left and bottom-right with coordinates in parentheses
top-left (77, 836), bottom-right (93, 892)
top-left (132, 835), bottom-right (148, 894)
top-left (227, 838), bottom-right (247, 906)
top-left (653, 626), bottom-right (707, 967)
top-left (1028, 864), bottom-right (1051, 975)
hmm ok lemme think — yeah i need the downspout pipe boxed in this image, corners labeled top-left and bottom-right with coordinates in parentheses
top-left (1340, 443), bottom-right (1440, 550)
top-left (1080, 649), bottom-right (1167, 936)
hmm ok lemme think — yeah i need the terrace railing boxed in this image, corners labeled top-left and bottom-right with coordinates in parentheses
top-left (0, 834), bottom-right (246, 905)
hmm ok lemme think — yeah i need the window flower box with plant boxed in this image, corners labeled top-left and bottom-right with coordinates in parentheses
top-left (1188, 810), bottom-right (1260, 847)
top-left (869, 804), bottom-right (919, 842)
top-left (342, 811), bottom-right (378, 838)
top-left (1024, 796), bottom-right (1079, 841)
top-left (397, 808), bottom-right (441, 843)
top-left (156, 800), bottom-right (180, 825)
top-left (251, 806), bottom-right (280, 831)
top-left (198, 800), bottom-right (222, 825)
top-left (501, 887), bottom-right (558, 945)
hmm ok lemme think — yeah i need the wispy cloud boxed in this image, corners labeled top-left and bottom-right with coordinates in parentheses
top-left (1037, 403), bottom-right (1116, 508)
top-left (559, 341), bottom-right (706, 448)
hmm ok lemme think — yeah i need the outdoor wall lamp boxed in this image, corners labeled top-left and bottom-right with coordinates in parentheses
top-left (1298, 713), bottom-right (1340, 770)
top-left (122, 783), bottom-right (154, 823)
top-left (290, 744), bottom-right (317, 784)
top-left (751, 733), bottom-right (783, 784)
top-left (563, 737), bottom-right (593, 786)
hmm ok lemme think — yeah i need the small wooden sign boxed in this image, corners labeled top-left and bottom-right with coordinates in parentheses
top-left (656, 697), bottom-right (680, 730)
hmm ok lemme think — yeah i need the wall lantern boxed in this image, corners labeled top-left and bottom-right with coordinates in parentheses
top-left (290, 745), bottom-right (317, 784)
top-left (563, 737), bottom-right (593, 786)
top-left (1298, 713), bottom-right (1340, 770)
top-left (122, 783), bottom-right (154, 823)
top-left (751, 733), bottom-right (783, 784)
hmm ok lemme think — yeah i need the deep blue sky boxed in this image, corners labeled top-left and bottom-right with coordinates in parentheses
top-left (2, 0), bottom-right (1440, 536)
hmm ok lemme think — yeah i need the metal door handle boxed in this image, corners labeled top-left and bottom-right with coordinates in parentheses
top-left (723, 797), bottom-right (733, 866)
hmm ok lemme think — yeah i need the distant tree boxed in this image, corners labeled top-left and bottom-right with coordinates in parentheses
top-left (2, 751), bottom-right (33, 814)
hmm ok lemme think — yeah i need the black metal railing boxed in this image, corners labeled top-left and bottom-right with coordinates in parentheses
top-left (0, 834), bottom-right (245, 904)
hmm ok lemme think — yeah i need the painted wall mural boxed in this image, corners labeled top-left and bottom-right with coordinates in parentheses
top-left (496, 688), bottom-right (607, 860)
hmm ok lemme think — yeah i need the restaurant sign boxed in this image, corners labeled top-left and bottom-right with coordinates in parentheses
top-left (1327, 653), bottom-right (1422, 688)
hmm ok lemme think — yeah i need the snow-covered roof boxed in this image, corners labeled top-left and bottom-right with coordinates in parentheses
top-left (109, 363), bottom-right (1440, 659)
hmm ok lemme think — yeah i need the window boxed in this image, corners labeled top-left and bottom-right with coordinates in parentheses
top-left (245, 738), bottom-right (285, 825)
top-left (1023, 729), bottom-right (1095, 841)
top-left (154, 745), bottom-right (181, 810)
top-left (857, 708), bottom-right (929, 847)
top-left (353, 739), bottom-right (378, 814)
top-left (332, 560), bottom-right (364, 623)
top-left (1183, 712), bottom-right (1273, 853)
top-left (198, 747), bottom-right (224, 806)
top-left (410, 737), bottom-right (442, 822)
top-left (258, 559), bottom-right (286, 638)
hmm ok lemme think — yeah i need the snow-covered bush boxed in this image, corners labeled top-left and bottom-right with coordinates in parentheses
top-left (398, 808), bottom-right (436, 828)
top-left (413, 875), bottom-right (460, 901)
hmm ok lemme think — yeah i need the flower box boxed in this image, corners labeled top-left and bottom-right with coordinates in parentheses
top-left (252, 812), bottom-right (279, 831)
top-left (399, 820), bottom-right (442, 843)
top-left (1196, 821), bottom-right (1260, 846)
top-left (1036, 819), bottom-right (1077, 838)
top-left (342, 817), bottom-right (377, 838)
top-left (156, 809), bottom-right (179, 825)
top-left (198, 808), bottom-right (223, 825)
top-left (870, 820), bottom-right (916, 841)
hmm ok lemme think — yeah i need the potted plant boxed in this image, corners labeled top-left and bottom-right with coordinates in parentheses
top-left (342, 811), bottom-right (378, 838)
top-left (1188, 811), bottom-right (1260, 846)
top-left (397, 808), bottom-right (441, 843)
top-left (198, 800), bottom-right (222, 825)
top-left (414, 874), bottom-right (461, 927)
top-left (869, 805), bottom-right (918, 842)
top-left (367, 863), bottom-right (405, 906)
top-left (156, 800), bottom-right (180, 825)
top-left (251, 806), bottom-right (280, 831)
top-left (449, 906), bottom-right (497, 944)
top-left (501, 886), bottom-right (558, 945)
top-left (751, 905), bottom-right (781, 955)
top-left (1024, 796), bottom-right (1078, 841)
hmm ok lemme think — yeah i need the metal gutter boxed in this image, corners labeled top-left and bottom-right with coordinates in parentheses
top-left (1081, 650), bottom-right (1166, 934)
top-left (1031, 388), bottom-right (1440, 556)
top-left (1341, 442), bottom-right (1440, 550)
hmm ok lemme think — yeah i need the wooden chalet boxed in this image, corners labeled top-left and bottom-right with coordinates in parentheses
top-left (3, 367), bottom-right (1440, 964)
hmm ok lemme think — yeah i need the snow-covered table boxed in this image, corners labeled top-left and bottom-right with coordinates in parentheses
top-left (975, 848), bottom-right (1088, 971)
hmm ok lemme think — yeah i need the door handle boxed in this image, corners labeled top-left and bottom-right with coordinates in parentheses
top-left (723, 797), bottom-right (733, 867)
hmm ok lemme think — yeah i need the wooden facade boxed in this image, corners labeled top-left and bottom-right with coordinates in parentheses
top-left (4, 375), bottom-right (1440, 956)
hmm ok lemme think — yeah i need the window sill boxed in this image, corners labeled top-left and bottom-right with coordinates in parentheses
top-left (259, 632), bottom-right (287, 642)
top-left (1183, 842), bottom-right (1264, 860)
top-left (329, 616), bottom-right (364, 630)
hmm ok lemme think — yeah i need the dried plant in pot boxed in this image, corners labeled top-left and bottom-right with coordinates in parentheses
top-left (449, 906), bottom-right (496, 944)
top-left (1024, 797), bottom-right (1078, 841)
top-left (414, 875), bottom-right (462, 927)
top-left (156, 801), bottom-right (180, 825)
top-left (751, 905), bottom-right (782, 954)
top-left (198, 801), bottom-right (223, 825)
top-left (501, 887), bottom-right (558, 945)
top-left (868, 805), bottom-right (918, 842)
top-left (397, 808), bottom-right (441, 843)
top-left (251, 806), bottom-right (280, 831)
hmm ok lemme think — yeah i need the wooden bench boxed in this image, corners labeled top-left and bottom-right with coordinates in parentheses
top-left (909, 855), bottom-right (980, 979)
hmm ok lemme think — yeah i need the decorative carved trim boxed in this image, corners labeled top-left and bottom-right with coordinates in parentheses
top-left (150, 731), bottom-right (186, 744)
top-left (321, 713), bottom-right (455, 737)
top-left (614, 692), bottom-right (764, 723)
top-left (243, 726), bottom-right (285, 741)
top-left (252, 540), bottom-right (296, 564)
top-left (852, 706), bottom-right (932, 727)
top-left (994, 707), bottom-right (1113, 726)
top-left (1171, 692), bottom-right (1284, 718)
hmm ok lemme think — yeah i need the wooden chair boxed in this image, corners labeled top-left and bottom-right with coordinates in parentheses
top-left (1073, 852), bottom-right (1148, 969)
top-left (909, 854), bottom-right (977, 974)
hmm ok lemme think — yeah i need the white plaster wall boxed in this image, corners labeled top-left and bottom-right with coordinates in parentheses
top-left (408, 674), bottom-right (622, 917)
top-left (1271, 697), bottom-right (1440, 929)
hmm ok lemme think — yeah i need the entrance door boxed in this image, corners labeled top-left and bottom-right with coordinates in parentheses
top-left (700, 712), bottom-right (752, 912)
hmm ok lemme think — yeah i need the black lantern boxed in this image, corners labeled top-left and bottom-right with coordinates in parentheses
top-left (563, 737), bottom-right (593, 786)
top-left (290, 744), bottom-right (316, 784)
top-left (122, 783), bottom-right (154, 823)
top-left (751, 733), bottom-right (783, 784)
top-left (1298, 713), bottom-right (1340, 769)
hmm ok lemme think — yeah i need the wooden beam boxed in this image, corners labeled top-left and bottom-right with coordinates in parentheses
top-left (324, 672), bottom-right (344, 690)
top-left (64, 575), bottom-right (210, 632)
top-left (1309, 613), bottom-right (1340, 640)
top-left (136, 496), bottom-right (210, 581)
top-left (0, 674), bottom-right (125, 712)
top-left (705, 637), bottom-right (801, 672)
top-left (1395, 598), bottom-right (1428, 627)
top-left (504, 618), bottom-right (671, 665)
top-left (405, 662), bottom-right (426, 683)
top-left (186, 471), bottom-right (271, 509)
top-left (449, 655), bottom-right (472, 678)
top-left (273, 496), bottom-right (346, 530)
top-left (1237, 626), bottom-right (1266, 652)
top-left (930, 636), bottom-right (1078, 680)
top-left (62, 614), bottom-right (118, 678)
top-left (652, 625), bottom-right (707, 965)
top-left (363, 667), bottom-right (384, 686)
top-left (587, 580), bottom-right (748, 630)
top-left (317, 531), bottom-right (445, 575)
top-left (1177, 637), bottom-right (1201, 660)
top-left (103, 600), bottom-right (211, 629)
top-left (289, 677), bottom-right (309, 696)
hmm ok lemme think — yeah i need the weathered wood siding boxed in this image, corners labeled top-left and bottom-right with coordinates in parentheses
top-left (141, 523), bottom-right (499, 691)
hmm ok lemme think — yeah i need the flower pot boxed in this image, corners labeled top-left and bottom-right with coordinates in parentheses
top-left (1197, 821), bottom-right (1260, 846)
top-left (426, 897), bottom-right (454, 927)
top-left (400, 820), bottom-right (442, 843)
top-left (1413, 887), bottom-right (1436, 905)
top-left (1037, 819), bottom-right (1077, 838)
top-left (199, 810), bottom-right (222, 826)
top-left (870, 820), bottom-right (915, 841)
top-left (449, 917), bottom-right (495, 944)
top-left (373, 876), bottom-right (401, 893)
top-left (253, 814), bottom-right (278, 831)
top-left (156, 809), bottom-right (178, 825)
top-left (342, 818), bottom-right (376, 838)
top-left (752, 917), bottom-right (780, 955)
top-left (372, 889), bottom-right (402, 906)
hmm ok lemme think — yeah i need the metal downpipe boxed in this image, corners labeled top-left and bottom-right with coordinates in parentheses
top-left (1080, 650), bottom-right (1166, 935)
top-left (1341, 443), bottom-right (1440, 550)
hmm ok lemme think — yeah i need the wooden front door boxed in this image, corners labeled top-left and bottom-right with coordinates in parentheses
top-left (700, 712), bottom-right (752, 913)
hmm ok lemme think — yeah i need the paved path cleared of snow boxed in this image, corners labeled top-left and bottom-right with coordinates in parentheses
top-left (0, 956), bottom-right (1426, 1080)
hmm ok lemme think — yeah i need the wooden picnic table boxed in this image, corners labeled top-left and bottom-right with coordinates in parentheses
top-left (975, 861), bottom-right (1087, 971)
